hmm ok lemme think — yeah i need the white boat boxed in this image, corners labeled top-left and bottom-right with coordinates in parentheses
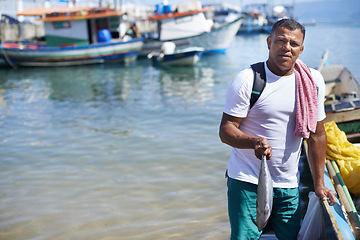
top-left (0, 6), bottom-right (143, 67)
top-left (140, 1), bottom-right (242, 57)
top-left (148, 47), bottom-right (204, 66)
top-left (203, 2), bottom-right (242, 28)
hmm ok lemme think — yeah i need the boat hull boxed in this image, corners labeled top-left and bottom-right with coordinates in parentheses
top-left (140, 18), bottom-right (242, 57)
top-left (325, 109), bottom-right (360, 142)
top-left (0, 39), bottom-right (143, 67)
top-left (149, 48), bottom-right (203, 66)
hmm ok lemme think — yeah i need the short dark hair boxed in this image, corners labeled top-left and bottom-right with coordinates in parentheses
top-left (271, 18), bottom-right (306, 42)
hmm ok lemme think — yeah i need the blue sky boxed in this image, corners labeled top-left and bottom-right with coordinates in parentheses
top-left (1, 0), bottom-right (324, 10)
top-left (1, 0), bottom-right (357, 22)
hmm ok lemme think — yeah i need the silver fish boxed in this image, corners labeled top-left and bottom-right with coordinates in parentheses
top-left (256, 155), bottom-right (273, 232)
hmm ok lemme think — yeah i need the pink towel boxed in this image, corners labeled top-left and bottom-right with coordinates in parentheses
top-left (294, 59), bottom-right (318, 138)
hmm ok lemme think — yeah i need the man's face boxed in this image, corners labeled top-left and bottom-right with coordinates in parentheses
top-left (267, 26), bottom-right (304, 76)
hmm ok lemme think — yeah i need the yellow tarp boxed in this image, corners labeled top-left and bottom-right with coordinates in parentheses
top-left (324, 121), bottom-right (360, 195)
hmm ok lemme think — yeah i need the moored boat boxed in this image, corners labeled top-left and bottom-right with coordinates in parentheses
top-left (237, 4), bottom-right (268, 34)
top-left (302, 139), bottom-right (358, 240)
top-left (299, 52), bottom-right (360, 239)
top-left (148, 47), bottom-right (204, 66)
top-left (140, 1), bottom-right (242, 57)
top-left (0, 6), bottom-right (143, 67)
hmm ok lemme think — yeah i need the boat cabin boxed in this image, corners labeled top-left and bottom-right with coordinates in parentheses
top-left (17, 7), bottom-right (128, 47)
top-left (148, 1), bottom-right (214, 41)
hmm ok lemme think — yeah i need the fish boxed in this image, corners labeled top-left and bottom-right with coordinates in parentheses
top-left (256, 154), bottom-right (273, 232)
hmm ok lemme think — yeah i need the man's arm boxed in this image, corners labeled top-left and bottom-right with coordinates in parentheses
top-left (219, 112), bottom-right (272, 159)
top-left (307, 120), bottom-right (337, 205)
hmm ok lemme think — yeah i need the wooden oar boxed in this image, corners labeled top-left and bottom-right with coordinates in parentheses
top-left (331, 160), bottom-right (360, 224)
top-left (326, 160), bottom-right (360, 239)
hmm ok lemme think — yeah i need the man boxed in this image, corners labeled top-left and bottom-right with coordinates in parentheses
top-left (126, 22), bottom-right (140, 38)
top-left (219, 19), bottom-right (337, 240)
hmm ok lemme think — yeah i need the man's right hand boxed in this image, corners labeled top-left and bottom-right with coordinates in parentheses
top-left (254, 137), bottom-right (272, 160)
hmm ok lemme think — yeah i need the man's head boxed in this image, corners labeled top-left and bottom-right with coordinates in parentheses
top-left (271, 19), bottom-right (306, 43)
top-left (267, 19), bottom-right (305, 76)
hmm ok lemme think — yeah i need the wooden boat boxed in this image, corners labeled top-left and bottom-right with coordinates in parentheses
top-left (302, 140), bottom-right (359, 240)
top-left (140, 1), bottom-right (242, 57)
top-left (147, 47), bottom-right (204, 66)
top-left (0, 6), bottom-right (143, 67)
top-left (319, 50), bottom-right (360, 143)
top-left (300, 52), bottom-right (360, 238)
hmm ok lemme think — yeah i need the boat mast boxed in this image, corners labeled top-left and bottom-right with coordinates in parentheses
top-left (16, 0), bottom-right (24, 22)
top-left (114, 0), bottom-right (123, 10)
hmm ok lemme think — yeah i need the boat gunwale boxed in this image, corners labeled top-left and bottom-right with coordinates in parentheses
top-left (1, 38), bottom-right (144, 52)
top-left (143, 17), bottom-right (242, 43)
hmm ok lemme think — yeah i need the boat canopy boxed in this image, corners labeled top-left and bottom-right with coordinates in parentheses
top-left (17, 7), bottom-right (124, 22)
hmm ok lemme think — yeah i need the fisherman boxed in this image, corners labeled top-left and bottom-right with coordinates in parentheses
top-left (126, 22), bottom-right (140, 38)
top-left (219, 18), bottom-right (337, 240)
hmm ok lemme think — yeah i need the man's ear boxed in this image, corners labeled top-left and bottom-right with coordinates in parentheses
top-left (300, 45), bottom-right (304, 54)
top-left (266, 36), bottom-right (272, 50)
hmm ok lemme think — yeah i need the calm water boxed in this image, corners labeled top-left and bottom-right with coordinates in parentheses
top-left (1, 22), bottom-right (360, 240)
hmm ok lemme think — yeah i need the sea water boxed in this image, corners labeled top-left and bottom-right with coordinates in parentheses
top-left (1, 22), bottom-right (360, 240)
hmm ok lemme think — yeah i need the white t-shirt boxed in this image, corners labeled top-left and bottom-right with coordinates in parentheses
top-left (223, 62), bottom-right (326, 188)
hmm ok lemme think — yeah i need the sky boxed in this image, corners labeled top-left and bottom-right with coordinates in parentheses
top-left (0, 0), bottom-right (323, 11)
top-left (1, 0), bottom-right (358, 22)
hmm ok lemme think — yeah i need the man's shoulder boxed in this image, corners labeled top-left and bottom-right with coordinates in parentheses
top-left (309, 68), bottom-right (325, 82)
top-left (228, 67), bottom-right (254, 91)
top-left (238, 66), bottom-right (254, 80)
top-left (308, 67), bottom-right (322, 76)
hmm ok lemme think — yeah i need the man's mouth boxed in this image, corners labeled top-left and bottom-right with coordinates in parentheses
top-left (279, 54), bottom-right (291, 59)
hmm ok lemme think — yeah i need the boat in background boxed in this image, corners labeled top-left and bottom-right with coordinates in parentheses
top-left (140, 1), bottom-right (242, 57)
top-left (147, 47), bottom-right (204, 66)
top-left (203, 2), bottom-right (242, 29)
top-left (238, 4), bottom-right (268, 34)
top-left (319, 50), bottom-right (360, 143)
top-left (266, 2), bottom-right (295, 27)
top-left (0, 6), bottom-right (143, 67)
top-left (235, 0), bottom-right (295, 35)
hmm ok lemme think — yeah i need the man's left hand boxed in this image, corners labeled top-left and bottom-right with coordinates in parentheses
top-left (315, 186), bottom-right (337, 205)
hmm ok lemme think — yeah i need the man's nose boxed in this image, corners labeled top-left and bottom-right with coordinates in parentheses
top-left (282, 41), bottom-right (291, 50)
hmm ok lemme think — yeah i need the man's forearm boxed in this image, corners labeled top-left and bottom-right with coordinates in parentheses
top-left (307, 126), bottom-right (327, 189)
top-left (219, 122), bottom-right (258, 149)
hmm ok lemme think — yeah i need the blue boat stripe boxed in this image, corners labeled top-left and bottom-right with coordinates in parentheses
top-left (252, 91), bottom-right (260, 95)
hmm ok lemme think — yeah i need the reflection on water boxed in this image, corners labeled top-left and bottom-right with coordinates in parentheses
top-left (46, 64), bottom-right (144, 102)
top-left (0, 57), bottom-right (230, 240)
top-left (159, 66), bottom-right (215, 103)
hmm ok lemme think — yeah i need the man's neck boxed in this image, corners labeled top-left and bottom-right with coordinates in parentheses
top-left (266, 60), bottom-right (294, 76)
